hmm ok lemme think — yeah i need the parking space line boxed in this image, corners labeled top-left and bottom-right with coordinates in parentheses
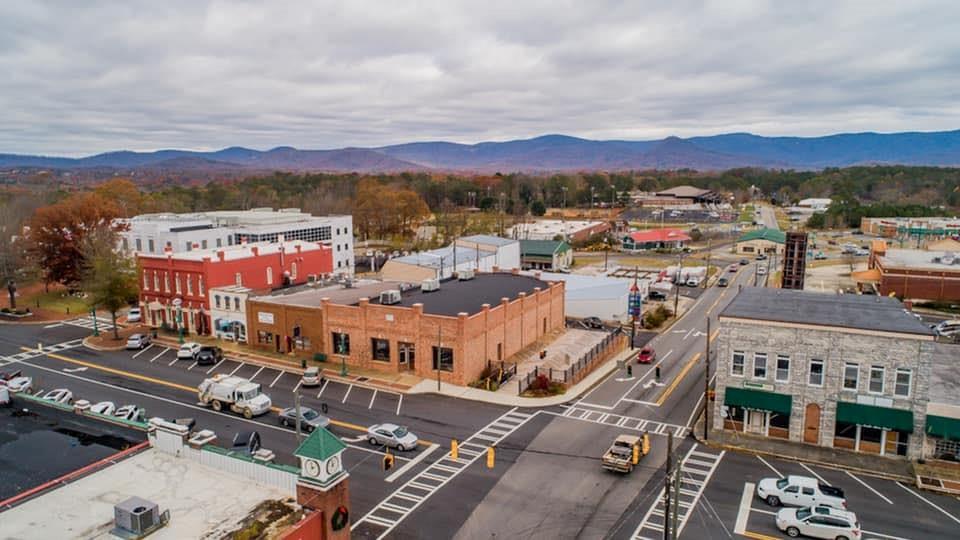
top-left (799, 463), bottom-right (827, 484)
top-left (385, 444), bottom-right (439, 483)
top-left (187, 361), bottom-right (198, 371)
top-left (293, 381), bottom-right (302, 393)
top-left (131, 344), bottom-right (154, 359)
top-left (896, 483), bottom-right (960, 525)
top-left (269, 371), bottom-right (285, 388)
top-left (342, 384), bottom-right (353, 403)
top-left (396, 394), bottom-right (403, 416)
top-left (369, 389), bottom-right (378, 409)
top-left (205, 360), bottom-right (224, 374)
top-left (756, 456), bottom-right (782, 477)
top-left (734, 482), bottom-right (754, 534)
top-left (316, 379), bottom-right (329, 398)
top-left (860, 531), bottom-right (911, 540)
top-left (149, 348), bottom-right (169, 363)
top-left (167, 355), bottom-right (180, 366)
top-left (250, 366), bottom-right (265, 381)
top-left (844, 471), bottom-right (893, 504)
top-left (228, 362), bottom-right (244, 376)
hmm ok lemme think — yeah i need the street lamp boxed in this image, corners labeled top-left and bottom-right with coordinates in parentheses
top-left (177, 305), bottom-right (184, 344)
top-left (91, 306), bottom-right (99, 337)
top-left (337, 336), bottom-right (348, 376)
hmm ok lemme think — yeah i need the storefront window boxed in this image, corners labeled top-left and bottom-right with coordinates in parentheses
top-left (432, 346), bottom-right (454, 372)
top-left (257, 330), bottom-right (273, 345)
top-left (372, 338), bottom-right (390, 362)
top-left (332, 332), bottom-right (350, 355)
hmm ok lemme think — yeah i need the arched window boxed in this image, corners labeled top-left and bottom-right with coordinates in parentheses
top-left (266, 267), bottom-right (273, 285)
top-left (291, 262), bottom-right (298, 280)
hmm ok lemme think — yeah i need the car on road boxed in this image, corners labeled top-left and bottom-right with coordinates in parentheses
top-left (367, 423), bottom-right (419, 451)
top-left (685, 277), bottom-right (702, 287)
top-left (125, 333), bottom-right (151, 350)
top-left (756, 253), bottom-right (768, 261)
top-left (717, 277), bottom-right (729, 287)
top-left (739, 258), bottom-right (749, 265)
top-left (582, 316), bottom-right (604, 329)
top-left (278, 406), bottom-right (330, 432)
top-left (5, 376), bottom-right (33, 393)
top-left (727, 264), bottom-right (739, 272)
top-left (195, 345), bottom-right (224, 366)
top-left (776, 506), bottom-right (861, 540)
top-left (126, 307), bottom-right (142, 323)
top-left (301, 367), bottom-right (323, 387)
top-left (757, 266), bottom-right (767, 276)
top-left (813, 252), bottom-right (827, 260)
top-left (637, 346), bottom-right (656, 364)
top-left (601, 434), bottom-right (642, 473)
top-left (757, 475), bottom-right (846, 509)
top-left (41, 388), bottom-right (73, 405)
top-left (648, 290), bottom-right (667, 301)
top-left (90, 401), bottom-right (116, 415)
top-left (177, 342), bottom-right (202, 360)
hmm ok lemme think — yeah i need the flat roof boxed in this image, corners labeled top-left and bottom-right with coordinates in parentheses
top-left (930, 343), bottom-right (960, 407)
top-left (371, 273), bottom-right (551, 316)
top-left (459, 234), bottom-right (516, 247)
top-left (251, 279), bottom-right (400, 307)
top-left (719, 287), bottom-right (934, 336)
top-left (879, 248), bottom-right (960, 272)
top-left (390, 245), bottom-right (493, 270)
top-left (138, 240), bottom-right (325, 262)
top-left (657, 186), bottom-right (714, 198)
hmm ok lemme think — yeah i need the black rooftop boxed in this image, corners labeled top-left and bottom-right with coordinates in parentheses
top-left (371, 273), bottom-right (551, 316)
top-left (719, 287), bottom-right (934, 336)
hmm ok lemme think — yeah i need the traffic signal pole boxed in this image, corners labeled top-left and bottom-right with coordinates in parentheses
top-left (663, 431), bottom-right (672, 540)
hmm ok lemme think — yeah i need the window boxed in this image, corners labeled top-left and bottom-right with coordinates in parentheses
top-left (135, 238), bottom-right (142, 251)
top-left (216, 238), bottom-right (222, 248)
top-left (266, 267), bottom-right (273, 285)
top-left (175, 275), bottom-right (182, 294)
top-left (497, 343), bottom-right (503, 361)
top-left (234, 297), bottom-right (240, 310)
top-left (775, 354), bottom-right (790, 382)
top-left (808, 359), bottom-right (824, 386)
top-left (753, 352), bottom-right (767, 379)
top-left (186, 276), bottom-right (193, 295)
top-left (122, 238), bottom-right (129, 251)
top-left (372, 338), bottom-right (390, 362)
top-left (153, 272), bottom-right (159, 291)
top-left (186, 241), bottom-right (192, 251)
top-left (257, 330), bottom-right (273, 345)
top-left (291, 262), bottom-right (298, 280)
top-left (801, 487), bottom-right (814, 496)
top-left (198, 276), bottom-right (204, 296)
top-left (336, 244), bottom-right (341, 252)
top-left (201, 239), bottom-right (207, 249)
top-left (869, 365), bottom-right (885, 393)
top-left (143, 273), bottom-right (149, 290)
top-left (895, 368), bottom-right (912, 397)
top-left (235, 273), bottom-right (242, 286)
top-left (148, 239), bottom-right (154, 252)
top-left (432, 346), bottom-right (454, 372)
top-left (731, 351), bottom-right (745, 377)
top-left (163, 272), bottom-right (170, 293)
top-left (214, 295), bottom-right (221, 309)
top-left (843, 362), bottom-right (859, 390)
top-left (332, 332), bottom-right (350, 355)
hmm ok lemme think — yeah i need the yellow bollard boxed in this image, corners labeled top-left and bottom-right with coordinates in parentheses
top-left (486, 446), bottom-right (495, 469)
top-left (451, 439), bottom-right (459, 461)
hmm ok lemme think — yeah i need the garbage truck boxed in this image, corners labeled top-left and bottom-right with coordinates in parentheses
top-left (198, 374), bottom-right (272, 419)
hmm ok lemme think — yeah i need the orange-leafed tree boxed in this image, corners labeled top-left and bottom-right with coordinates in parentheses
top-left (93, 178), bottom-right (143, 217)
top-left (25, 192), bottom-right (123, 289)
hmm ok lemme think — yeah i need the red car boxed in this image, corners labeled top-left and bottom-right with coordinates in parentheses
top-left (637, 347), bottom-right (656, 364)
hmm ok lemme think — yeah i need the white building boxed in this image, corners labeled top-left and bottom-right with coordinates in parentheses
top-left (380, 235), bottom-right (520, 282)
top-left (507, 220), bottom-right (610, 243)
top-left (118, 208), bottom-right (354, 274)
top-left (797, 198), bottom-right (832, 211)
top-left (209, 285), bottom-right (251, 342)
top-left (528, 271), bottom-right (650, 323)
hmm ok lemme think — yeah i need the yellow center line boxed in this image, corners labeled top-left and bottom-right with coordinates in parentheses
top-left (655, 351), bottom-right (701, 406)
top-left (709, 328), bottom-right (720, 342)
top-left (741, 531), bottom-right (781, 540)
top-left (21, 347), bottom-right (385, 437)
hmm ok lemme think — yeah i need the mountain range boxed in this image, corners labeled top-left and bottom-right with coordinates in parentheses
top-left (3, 130), bottom-right (960, 173)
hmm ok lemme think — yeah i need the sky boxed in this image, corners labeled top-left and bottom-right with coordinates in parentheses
top-left (2, 0), bottom-right (959, 156)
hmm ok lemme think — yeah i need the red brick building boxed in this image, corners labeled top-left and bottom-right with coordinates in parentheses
top-left (854, 240), bottom-right (960, 301)
top-left (246, 272), bottom-right (565, 386)
top-left (139, 241), bottom-right (333, 335)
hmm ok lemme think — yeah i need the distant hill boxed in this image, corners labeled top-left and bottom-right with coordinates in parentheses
top-left (3, 129), bottom-right (959, 173)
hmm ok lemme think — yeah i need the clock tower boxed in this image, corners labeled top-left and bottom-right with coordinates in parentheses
top-left (294, 427), bottom-right (351, 539)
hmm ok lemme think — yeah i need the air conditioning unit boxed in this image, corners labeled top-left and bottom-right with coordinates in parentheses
top-left (458, 269), bottom-right (475, 281)
top-left (380, 290), bottom-right (402, 305)
top-left (421, 278), bottom-right (440, 292)
top-left (113, 496), bottom-right (169, 538)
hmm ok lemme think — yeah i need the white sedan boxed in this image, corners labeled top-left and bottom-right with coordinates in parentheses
top-left (41, 388), bottom-right (74, 405)
top-left (367, 423), bottom-right (419, 451)
top-left (177, 342), bottom-right (201, 360)
top-left (90, 401), bottom-right (116, 415)
top-left (6, 376), bottom-right (33, 393)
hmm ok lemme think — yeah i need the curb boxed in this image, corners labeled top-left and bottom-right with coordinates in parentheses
top-left (82, 336), bottom-right (127, 352)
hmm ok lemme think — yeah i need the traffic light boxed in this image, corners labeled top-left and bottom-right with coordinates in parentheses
top-left (642, 432), bottom-right (651, 455)
top-left (486, 446), bottom-right (495, 468)
top-left (451, 439), bottom-right (459, 460)
top-left (383, 452), bottom-right (395, 471)
top-left (632, 444), bottom-right (640, 465)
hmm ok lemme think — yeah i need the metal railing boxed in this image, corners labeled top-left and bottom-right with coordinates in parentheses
top-left (519, 328), bottom-right (626, 394)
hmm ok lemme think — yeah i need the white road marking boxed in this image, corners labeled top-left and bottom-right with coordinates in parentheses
top-left (860, 530), bottom-right (912, 540)
top-left (316, 378), bottom-right (329, 398)
top-left (148, 348), bottom-right (169, 363)
top-left (187, 361), bottom-right (198, 371)
top-left (62, 366), bottom-right (88, 373)
top-left (131, 344), bottom-right (154, 358)
top-left (44, 323), bottom-right (64, 329)
top-left (368, 389), bottom-right (378, 409)
top-left (396, 394), bottom-right (403, 416)
top-left (799, 463), bottom-right (828, 484)
top-left (844, 471), bottom-right (893, 504)
top-left (750, 508), bottom-right (777, 516)
top-left (385, 443), bottom-right (439, 483)
top-left (269, 371), bottom-right (285, 388)
top-left (756, 455), bottom-right (782, 477)
top-left (249, 366), bottom-right (265, 381)
top-left (896, 483), bottom-right (960, 525)
top-left (167, 354), bottom-right (180, 366)
top-left (293, 381), bottom-right (302, 393)
top-left (205, 359), bottom-right (225, 374)
top-left (228, 362), bottom-right (244, 376)
top-left (682, 327), bottom-right (696, 341)
top-left (342, 384), bottom-right (353, 403)
top-left (734, 482), bottom-right (754, 534)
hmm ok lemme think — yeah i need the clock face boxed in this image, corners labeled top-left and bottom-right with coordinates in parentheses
top-left (325, 456), bottom-right (341, 476)
top-left (304, 459), bottom-right (321, 477)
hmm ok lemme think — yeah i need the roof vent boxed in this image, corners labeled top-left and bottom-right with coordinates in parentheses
top-left (421, 278), bottom-right (440, 292)
top-left (112, 496), bottom-right (169, 538)
top-left (379, 290), bottom-right (402, 305)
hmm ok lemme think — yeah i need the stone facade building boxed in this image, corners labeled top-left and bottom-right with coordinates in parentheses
top-left (713, 288), bottom-right (935, 459)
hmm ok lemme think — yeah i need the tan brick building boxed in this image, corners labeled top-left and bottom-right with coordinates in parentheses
top-left (246, 272), bottom-right (565, 386)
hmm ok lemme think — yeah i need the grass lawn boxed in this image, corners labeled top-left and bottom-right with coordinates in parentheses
top-left (22, 289), bottom-right (90, 315)
top-left (738, 205), bottom-right (755, 222)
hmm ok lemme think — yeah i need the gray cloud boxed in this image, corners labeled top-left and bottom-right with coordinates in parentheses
top-left (1, 0), bottom-right (958, 156)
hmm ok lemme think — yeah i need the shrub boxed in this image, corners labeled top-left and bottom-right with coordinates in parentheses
top-left (643, 305), bottom-right (674, 329)
top-left (0, 307), bottom-right (9, 313)
top-left (530, 374), bottom-right (550, 392)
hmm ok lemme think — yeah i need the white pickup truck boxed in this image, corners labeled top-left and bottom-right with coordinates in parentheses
top-left (198, 374), bottom-right (272, 419)
top-left (756, 475), bottom-right (846, 509)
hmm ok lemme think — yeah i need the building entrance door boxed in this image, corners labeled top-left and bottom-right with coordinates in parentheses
top-left (399, 342), bottom-right (415, 370)
top-left (747, 410), bottom-right (766, 435)
top-left (804, 403), bottom-right (820, 444)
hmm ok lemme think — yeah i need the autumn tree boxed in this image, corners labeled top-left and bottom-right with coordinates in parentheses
top-left (81, 225), bottom-right (139, 339)
top-left (353, 179), bottom-right (430, 240)
top-left (94, 178), bottom-right (143, 217)
top-left (25, 192), bottom-right (122, 289)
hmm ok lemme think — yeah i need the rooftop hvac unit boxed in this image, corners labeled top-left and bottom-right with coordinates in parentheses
top-left (421, 278), bottom-right (440, 292)
top-left (380, 289), bottom-right (402, 305)
top-left (112, 496), bottom-right (169, 539)
top-left (458, 269), bottom-right (475, 281)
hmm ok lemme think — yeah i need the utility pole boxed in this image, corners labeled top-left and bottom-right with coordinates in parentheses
top-left (673, 253), bottom-right (684, 318)
top-left (703, 238), bottom-right (712, 289)
top-left (294, 390), bottom-right (303, 442)
top-left (437, 324), bottom-right (443, 392)
top-left (663, 430), bottom-right (672, 540)
top-left (704, 317), bottom-right (711, 440)
top-left (671, 455), bottom-right (681, 539)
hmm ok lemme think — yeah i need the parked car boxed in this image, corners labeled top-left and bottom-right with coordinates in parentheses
top-left (739, 258), bottom-right (749, 265)
top-left (648, 290), bottom-right (667, 301)
top-left (5, 376), bottom-right (33, 393)
top-left (41, 388), bottom-right (73, 405)
top-left (125, 333), bottom-right (151, 350)
top-left (813, 252), bottom-right (827, 260)
top-left (0, 385), bottom-right (9, 406)
top-left (195, 345), bottom-right (224, 366)
top-left (231, 431), bottom-right (262, 455)
top-left (776, 506), bottom-right (861, 539)
top-left (367, 423), bottom-right (419, 451)
top-left (757, 266), bottom-right (767, 276)
top-left (0, 369), bottom-right (22, 382)
top-left (932, 320), bottom-right (960, 337)
top-left (114, 404), bottom-right (144, 422)
top-left (685, 277), bottom-right (702, 287)
top-left (756, 475), bottom-right (846, 509)
top-left (637, 346), bottom-right (656, 364)
top-left (177, 342), bottom-right (202, 360)
top-left (278, 406), bottom-right (330, 432)
top-left (301, 367), bottom-right (324, 387)
top-left (175, 417), bottom-right (196, 431)
top-left (756, 253), bottom-right (768, 261)
top-left (90, 401), bottom-right (116, 415)
top-left (717, 277), bottom-right (729, 287)
top-left (126, 307), bottom-right (142, 323)
top-left (583, 316), bottom-right (604, 329)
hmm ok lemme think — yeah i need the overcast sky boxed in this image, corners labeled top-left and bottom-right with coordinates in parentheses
top-left (2, 1), bottom-right (959, 156)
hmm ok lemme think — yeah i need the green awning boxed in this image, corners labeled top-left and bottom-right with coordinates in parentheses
top-left (926, 415), bottom-right (960, 441)
top-left (724, 387), bottom-right (792, 415)
top-left (836, 402), bottom-right (913, 433)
